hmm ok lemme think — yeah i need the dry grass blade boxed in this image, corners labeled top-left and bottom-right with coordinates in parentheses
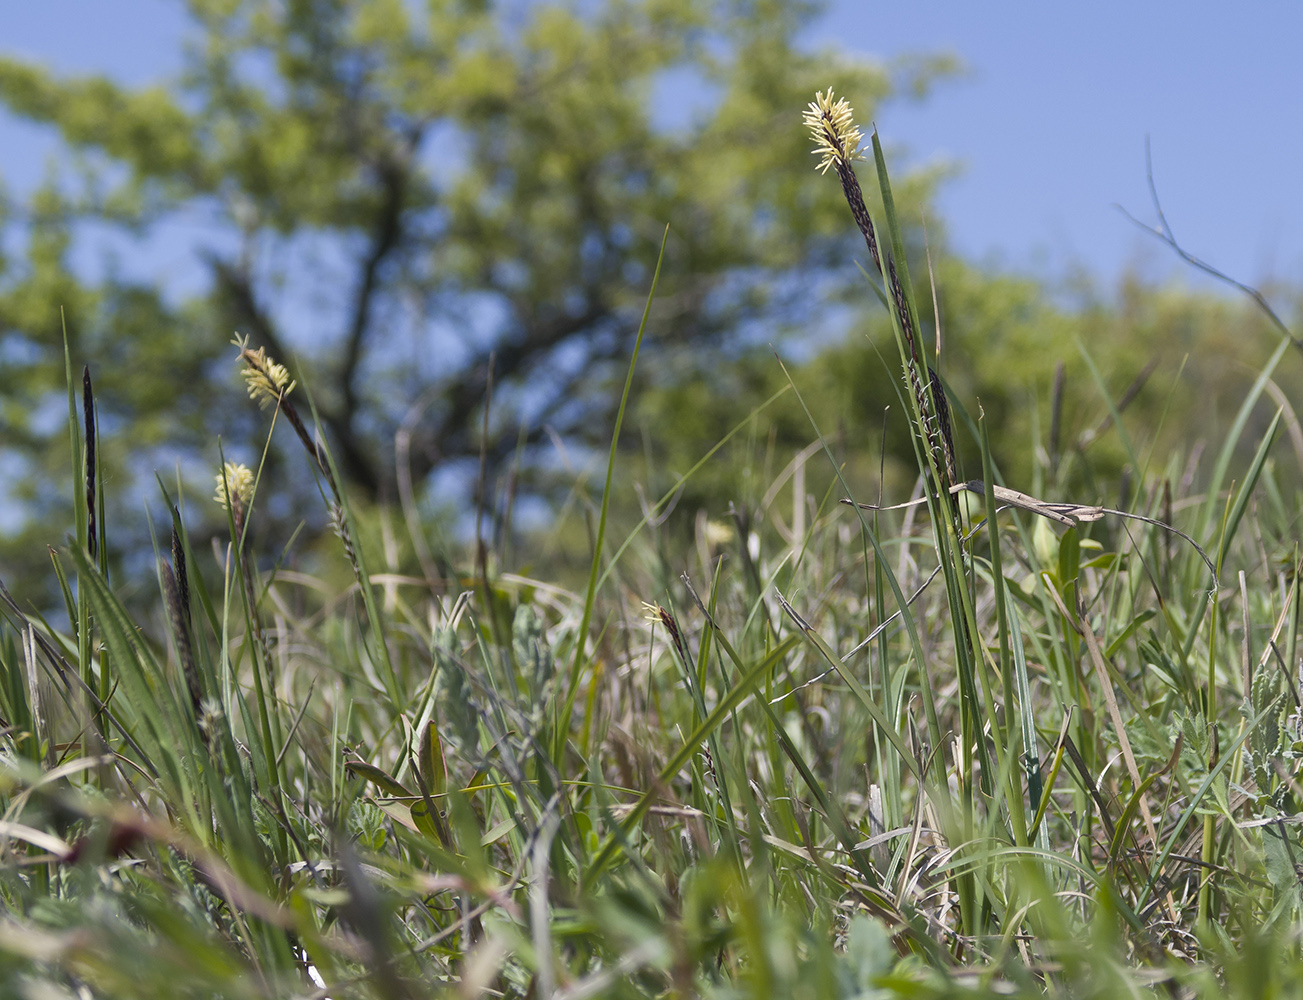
top-left (842, 480), bottom-right (1218, 580)
top-left (1062, 587), bottom-right (1158, 850)
top-left (842, 481), bottom-right (1098, 525)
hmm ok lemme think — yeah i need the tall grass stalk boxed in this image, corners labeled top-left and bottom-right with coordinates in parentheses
top-left (0, 98), bottom-right (1301, 1000)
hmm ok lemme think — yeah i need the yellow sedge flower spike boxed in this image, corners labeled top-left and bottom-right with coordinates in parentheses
top-left (803, 89), bottom-right (863, 174)
top-left (214, 462), bottom-right (255, 512)
top-left (232, 334), bottom-right (295, 410)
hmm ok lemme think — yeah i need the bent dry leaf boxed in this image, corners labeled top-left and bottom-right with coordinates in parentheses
top-left (842, 479), bottom-right (1218, 583)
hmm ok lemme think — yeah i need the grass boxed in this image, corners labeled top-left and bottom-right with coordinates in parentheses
top-left (0, 100), bottom-right (1302, 998)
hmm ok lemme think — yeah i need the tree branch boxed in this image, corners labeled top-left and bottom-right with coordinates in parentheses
top-left (210, 255), bottom-right (294, 369)
top-left (444, 303), bottom-right (611, 448)
top-left (1117, 136), bottom-right (1301, 355)
top-left (401, 301), bottom-right (619, 486)
top-left (339, 131), bottom-right (420, 441)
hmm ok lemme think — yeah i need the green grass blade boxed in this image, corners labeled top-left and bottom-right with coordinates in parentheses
top-left (557, 226), bottom-right (669, 763)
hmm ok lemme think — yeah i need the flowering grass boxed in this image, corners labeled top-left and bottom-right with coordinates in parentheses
top-left (0, 96), bottom-right (1300, 999)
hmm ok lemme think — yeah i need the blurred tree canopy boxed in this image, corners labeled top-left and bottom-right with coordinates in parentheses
top-left (628, 258), bottom-right (1301, 562)
top-left (0, 0), bottom-right (954, 580)
top-left (1, 0), bottom-right (1298, 601)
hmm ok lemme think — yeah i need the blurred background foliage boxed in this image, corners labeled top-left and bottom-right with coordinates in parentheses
top-left (0, 0), bottom-right (1298, 602)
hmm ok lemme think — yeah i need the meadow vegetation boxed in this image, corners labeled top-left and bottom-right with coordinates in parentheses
top-left (2, 6), bottom-right (1303, 999)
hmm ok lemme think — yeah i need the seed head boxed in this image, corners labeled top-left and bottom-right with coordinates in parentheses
top-left (232, 334), bottom-right (295, 410)
top-left (214, 462), bottom-right (255, 512)
top-left (804, 89), bottom-right (863, 174)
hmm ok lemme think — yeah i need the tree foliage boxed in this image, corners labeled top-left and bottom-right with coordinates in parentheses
top-left (0, 0), bottom-right (952, 581)
top-left (628, 256), bottom-right (1301, 564)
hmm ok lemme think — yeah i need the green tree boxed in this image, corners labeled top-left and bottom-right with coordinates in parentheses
top-left (631, 254), bottom-right (1301, 552)
top-left (0, 0), bottom-right (953, 585)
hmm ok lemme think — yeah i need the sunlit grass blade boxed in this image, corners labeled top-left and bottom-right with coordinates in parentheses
top-left (557, 225), bottom-right (669, 765)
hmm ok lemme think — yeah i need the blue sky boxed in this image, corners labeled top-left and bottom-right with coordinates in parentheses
top-left (811, 3), bottom-right (1303, 293)
top-left (1, 1), bottom-right (1301, 297)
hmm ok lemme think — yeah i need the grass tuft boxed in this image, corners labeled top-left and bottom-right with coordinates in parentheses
top-left (0, 105), bottom-right (1298, 999)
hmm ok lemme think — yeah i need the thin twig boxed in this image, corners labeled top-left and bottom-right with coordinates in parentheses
top-left (1116, 137), bottom-right (1300, 353)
